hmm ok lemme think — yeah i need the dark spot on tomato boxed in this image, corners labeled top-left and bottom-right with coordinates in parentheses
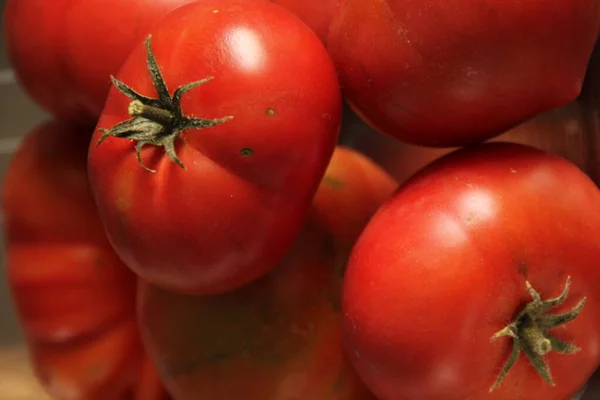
top-left (266, 108), bottom-right (276, 116)
top-left (240, 147), bottom-right (253, 157)
top-left (516, 261), bottom-right (528, 277)
top-left (323, 175), bottom-right (344, 189)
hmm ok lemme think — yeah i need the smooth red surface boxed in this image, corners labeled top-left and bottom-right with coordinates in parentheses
top-left (269, 0), bottom-right (341, 44)
top-left (88, 0), bottom-right (342, 295)
top-left (137, 146), bottom-right (396, 400)
top-left (342, 142), bottom-right (600, 400)
top-left (3, 121), bottom-right (166, 399)
top-left (328, 0), bottom-right (600, 147)
top-left (3, 121), bottom-right (136, 343)
top-left (3, 0), bottom-right (197, 122)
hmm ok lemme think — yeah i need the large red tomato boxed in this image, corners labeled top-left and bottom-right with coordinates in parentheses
top-left (342, 142), bottom-right (600, 400)
top-left (3, 0), bottom-right (197, 122)
top-left (327, 0), bottom-right (600, 147)
top-left (3, 121), bottom-right (166, 399)
top-left (137, 146), bottom-right (397, 400)
top-left (88, 0), bottom-right (342, 295)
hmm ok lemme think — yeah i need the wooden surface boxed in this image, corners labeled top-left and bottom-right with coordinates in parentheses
top-left (0, 345), bottom-right (51, 400)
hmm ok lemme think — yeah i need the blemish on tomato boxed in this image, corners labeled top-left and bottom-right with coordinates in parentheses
top-left (516, 261), bottom-right (528, 277)
top-left (323, 175), bottom-right (343, 189)
top-left (465, 213), bottom-right (475, 225)
top-left (266, 108), bottom-right (276, 116)
top-left (240, 147), bottom-right (253, 157)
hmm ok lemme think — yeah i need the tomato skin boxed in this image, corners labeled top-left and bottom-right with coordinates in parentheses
top-left (30, 321), bottom-right (143, 400)
top-left (7, 244), bottom-right (135, 344)
top-left (342, 142), bottom-right (600, 400)
top-left (3, 120), bottom-right (136, 343)
top-left (137, 146), bottom-right (396, 400)
top-left (3, 121), bottom-right (166, 399)
top-left (3, 0), bottom-right (197, 122)
top-left (268, 0), bottom-right (341, 44)
top-left (88, 0), bottom-right (342, 295)
top-left (327, 0), bottom-right (600, 147)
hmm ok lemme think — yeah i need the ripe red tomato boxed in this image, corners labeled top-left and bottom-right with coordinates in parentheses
top-left (268, 0), bottom-right (340, 44)
top-left (88, 0), bottom-right (342, 295)
top-left (137, 146), bottom-right (397, 400)
top-left (3, 0), bottom-right (197, 122)
top-left (3, 121), bottom-right (166, 399)
top-left (355, 99), bottom-right (590, 185)
top-left (342, 142), bottom-right (600, 400)
top-left (327, 0), bottom-right (600, 147)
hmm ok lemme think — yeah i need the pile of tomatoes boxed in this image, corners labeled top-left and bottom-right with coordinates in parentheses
top-left (3, 0), bottom-right (600, 399)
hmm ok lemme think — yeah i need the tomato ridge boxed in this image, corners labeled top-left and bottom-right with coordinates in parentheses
top-left (96, 35), bottom-right (233, 173)
top-left (489, 276), bottom-right (586, 392)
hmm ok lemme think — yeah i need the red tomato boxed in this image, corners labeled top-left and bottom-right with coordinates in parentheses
top-left (342, 142), bottom-right (600, 400)
top-left (327, 0), bottom-right (600, 147)
top-left (137, 146), bottom-right (397, 400)
top-left (88, 0), bottom-right (342, 295)
top-left (29, 321), bottom-right (143, 400)
top-left (3, 121), bottom-right (167, 399)
top-left (268, 0), bottom-right (341, 44)
top-left (353, 99), bottom-right (591, 185)
top-left (3, 0), bottom-right (197, 122)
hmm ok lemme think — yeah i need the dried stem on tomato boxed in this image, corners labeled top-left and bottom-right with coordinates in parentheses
top-left (490, 276), bottom-right (586, 392)
top-left (97, 35), bottom-right (233, 173)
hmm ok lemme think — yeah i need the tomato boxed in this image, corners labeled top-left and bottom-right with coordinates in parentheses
top-left (268, 0), bottom-right (340, 44)
top-left (29, 321), bottom-right (143, 400)
top-left (3, 0), bottom-right (198, 122)
top-left (342, 142), bottom-right (600, 400)
top-left (88, 0), bottom-right (342, 295)
top-left (137, 146), bottom-right (396, 400)
top-left (327, 0), bottom-right (600, 147)
top-left (3, 120), bottom-right (166, 399)
top-left (354, 98), bottom-right (590, 185)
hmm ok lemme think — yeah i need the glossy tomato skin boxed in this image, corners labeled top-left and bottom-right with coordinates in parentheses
top-left (268, 0), bottom-right (341, 44)
top-left (137, 146), bottom-right (396, 400)
top-left (3, 0), bottom-right (197, 122)
top-left (3, 121), bottom-right (166, 399)
top-left (342, 142), bottom-right (600, 400)
top-left (3, 121), bottom-right (136, 343)
top-left (327, 0), bottom-right (600, 147)
top-left (88, 0), bottom-right (342, 295)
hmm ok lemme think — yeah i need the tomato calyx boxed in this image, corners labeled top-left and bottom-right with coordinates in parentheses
top-left (489, 276), bottom-right (586, 392)
top-left (96, 35), bottom-right (233, 173)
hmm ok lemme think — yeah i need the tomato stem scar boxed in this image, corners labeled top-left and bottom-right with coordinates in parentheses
top-left (96, 34), bottom-right (233, 173)
top-left (128, 100), bottom-right (173, 126)
top-left (489, 276), bottom-right (585, 392)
